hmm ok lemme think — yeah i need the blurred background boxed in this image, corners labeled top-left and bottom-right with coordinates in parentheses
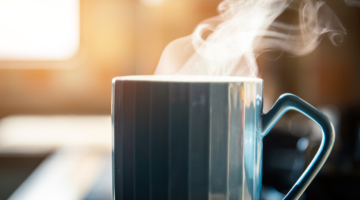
top-left (0, 0), bottom-right (359, 199)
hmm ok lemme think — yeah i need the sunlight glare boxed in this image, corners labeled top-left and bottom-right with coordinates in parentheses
top-left (0, 0), bottom-right (79, 60)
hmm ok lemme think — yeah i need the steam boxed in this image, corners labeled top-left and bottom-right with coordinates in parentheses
top-left (154, 0), bottom-right (348, 77)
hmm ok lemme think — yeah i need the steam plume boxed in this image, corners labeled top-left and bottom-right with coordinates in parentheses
top-left (154, 0), bottom-right (348, 77)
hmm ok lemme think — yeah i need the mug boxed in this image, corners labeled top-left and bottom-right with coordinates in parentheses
top-left (111, 75), bottom-right (335, 200)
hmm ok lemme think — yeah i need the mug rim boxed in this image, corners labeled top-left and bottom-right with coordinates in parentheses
top-left (114, 75), bottom-right (263, 83)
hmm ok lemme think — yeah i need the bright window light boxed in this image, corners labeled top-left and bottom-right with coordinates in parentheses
top-left (140, 0), bottom-right (164, 6)
top-left (0, 0), bottom-right (79, 60)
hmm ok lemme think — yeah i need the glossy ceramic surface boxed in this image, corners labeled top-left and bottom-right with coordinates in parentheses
top-left (111, 76), bottom-right (335, 200)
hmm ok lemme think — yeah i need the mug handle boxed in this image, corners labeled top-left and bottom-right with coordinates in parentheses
top-left (261, 93), bottom-right (335, 200)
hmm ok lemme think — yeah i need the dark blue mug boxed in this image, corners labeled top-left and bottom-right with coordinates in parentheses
top-left (111, 76), bottom-right (335, 200)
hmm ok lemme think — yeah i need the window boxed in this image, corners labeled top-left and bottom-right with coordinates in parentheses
top-left (0, 0), bottom-right (79, 60)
